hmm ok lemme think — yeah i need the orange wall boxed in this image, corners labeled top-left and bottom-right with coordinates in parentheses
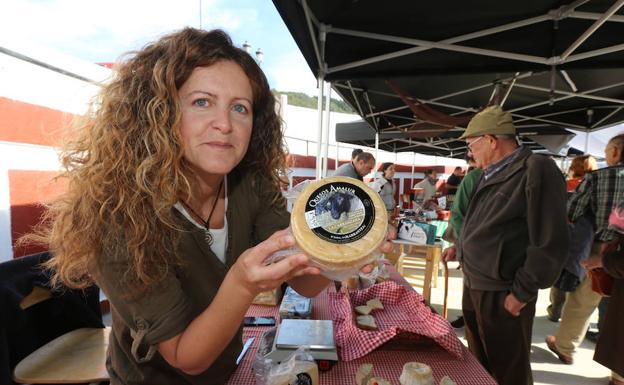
top-left (9, 170), bottom-right (66, 257)
top-left (0, 96), bottom-right (74, 146)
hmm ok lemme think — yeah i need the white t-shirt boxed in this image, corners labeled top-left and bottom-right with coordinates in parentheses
top-left (174, 178), bottom-right (229, 264)
top-left (413, 177), bottom-right (437, 201)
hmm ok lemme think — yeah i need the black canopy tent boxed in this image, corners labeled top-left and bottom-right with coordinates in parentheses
top-left (272, 0), bottom-right (624, 159)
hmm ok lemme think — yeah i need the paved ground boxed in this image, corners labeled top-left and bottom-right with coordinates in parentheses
top-left (427, 261), bottom-right (609, 385)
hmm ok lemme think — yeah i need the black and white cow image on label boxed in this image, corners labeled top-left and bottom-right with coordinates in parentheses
top-left (291, 176), bottom-right (388, 276)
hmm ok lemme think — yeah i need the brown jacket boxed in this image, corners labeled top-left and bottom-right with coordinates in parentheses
top-left (93, 170), bottom-right (289, 385)
top-left (594, 248), bottom-right (624, 376)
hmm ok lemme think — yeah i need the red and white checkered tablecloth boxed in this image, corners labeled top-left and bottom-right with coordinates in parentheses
top-left (227, 267), bottom-right (497, 385)
top-left (329, 281), bottom-right (464, 361)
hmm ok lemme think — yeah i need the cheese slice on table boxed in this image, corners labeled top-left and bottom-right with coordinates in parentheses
top-left (356, 315), bottom-right (378, 330)
top-left (355, 305), bottom-right (373, 315)
top-left (399, 362), bottom-right (434, 385)
top-left (439, 376), bottom-right (457, 385)
top-left (355, 363), bottom-right (374, 385)
top-left (367, 378), bottom-right (392, 385)
top-left (291, 176), bottom-right (388, 273)
top-left (366, 297), bottom-right (384, 311)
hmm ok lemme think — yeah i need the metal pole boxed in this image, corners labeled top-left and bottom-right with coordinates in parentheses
top-left (322, 82), bottom-right (332, 178)
top-left (374, 132), bottom-right (380, 181)
top-left (315, 76), bottom-right (324, 180)
top-left (335, 143), bottom-right (340, 172)
top-left (584, 129), bottom-right (590, 154)
top-left (411, 151), bottom-right (416, 187)
top-left (560, 0), bottom-right (624, 61)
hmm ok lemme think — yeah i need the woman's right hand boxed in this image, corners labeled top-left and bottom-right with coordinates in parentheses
top-left (230, 229), bottom-right (320, 298)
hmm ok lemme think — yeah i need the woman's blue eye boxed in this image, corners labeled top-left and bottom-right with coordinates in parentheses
top-left (194, 99), bottom-right (209, 107)
top-left (233, 104), bottom-right (248, 113)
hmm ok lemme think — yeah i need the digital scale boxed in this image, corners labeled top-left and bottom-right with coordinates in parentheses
top-left (258, 319), bottom-right (338, 371)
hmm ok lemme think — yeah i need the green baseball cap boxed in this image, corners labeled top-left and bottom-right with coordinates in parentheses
top-left (459, 105), bottom-right (516, 139)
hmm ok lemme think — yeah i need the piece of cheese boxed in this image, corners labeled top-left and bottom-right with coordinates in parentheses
top-left (367, 377), bottom-right (392, 385)
top-left (356, 363), bottom-right (374, 385)
top-left (356, 315), bottom-right (378, 330)
top-left (355, 305), bottom-right (373, 315)
top-left (366, 297), bottom-right (384, 311)
top-left (291, 176), bottom-right (388, 271)
top-left (439, 376), bottom-right (457, 385)
top-left (399, 362), bottom-right (434, 385)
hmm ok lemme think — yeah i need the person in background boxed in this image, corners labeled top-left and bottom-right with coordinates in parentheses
top-left (24, 28), bottom-right (392, 385)
top-left (454, 106), bottom-right (568, 385)
top-left (441, 155), bottom-right (483, 328)
top-left (370, 162), bottom-right (397, 213)
top-left (445, 166), bottom-right (463, 195)
top-left (546, 154), bottom-right (598, 323)
top-left (546, 134), bottom-right (624, 366)
top-left (567, 155), bottom-right (598, 192)
top-left (582, 201), bottom-right (624, 385)
top-left (412, 169), bottom-right (439, 203)
top-left (351, 148), bottom-right (363, 161)
top-left (333, 151), bottom-right (376, 181)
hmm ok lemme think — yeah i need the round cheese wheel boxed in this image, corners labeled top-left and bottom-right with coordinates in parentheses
top-left (399, 362), bottom-right (434, 385)
top-left (291, 176), bottom-right (388, 271)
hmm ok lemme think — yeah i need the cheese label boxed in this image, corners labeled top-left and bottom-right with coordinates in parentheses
top-left (304, 182), bottom-right (375, 244)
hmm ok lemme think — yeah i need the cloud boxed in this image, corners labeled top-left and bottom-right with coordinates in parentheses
top-left (0, 0), bottom-right (259, 61)
top-left (267, 50), bottom-right (319, 96)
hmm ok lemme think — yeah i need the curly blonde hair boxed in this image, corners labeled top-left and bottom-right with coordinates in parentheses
top-left (28, 28), bottom-right (287, 294)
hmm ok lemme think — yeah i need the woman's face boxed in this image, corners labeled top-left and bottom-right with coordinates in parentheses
top-left (178, 60), bottom-right (253, 177)
top-left (385, 165), bottom-right (396, 179)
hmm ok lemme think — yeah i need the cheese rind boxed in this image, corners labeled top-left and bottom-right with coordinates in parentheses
top-left (291, 177), bottom-right (388, 272)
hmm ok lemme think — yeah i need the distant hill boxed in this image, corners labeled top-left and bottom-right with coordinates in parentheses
top-left (274, 90), bottom-right (355, 114)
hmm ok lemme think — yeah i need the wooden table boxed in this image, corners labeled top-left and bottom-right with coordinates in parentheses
top-left (392, 239), bottom-right (442, 304)
top-left (226, 266), bottom-right (496, 385)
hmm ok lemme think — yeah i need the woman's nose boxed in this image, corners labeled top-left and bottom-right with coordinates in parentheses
top-left (212, 107), bottom-right (233, 133)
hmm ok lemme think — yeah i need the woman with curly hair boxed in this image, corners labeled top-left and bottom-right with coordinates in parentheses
top-left (27, 28), bottom-right (393, 384)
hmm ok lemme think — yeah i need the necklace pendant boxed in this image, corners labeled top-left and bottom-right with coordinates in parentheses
top-left (204, 230), bottom-right (213, 246)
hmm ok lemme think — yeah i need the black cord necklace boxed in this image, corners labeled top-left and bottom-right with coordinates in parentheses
top-left (183, 179), bottom-right (224, 245)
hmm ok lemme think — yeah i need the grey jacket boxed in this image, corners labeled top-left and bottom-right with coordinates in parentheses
top-left (333, 162), bottom-right (362, 180)
top-left (457, 147), bottom-right (569, 302)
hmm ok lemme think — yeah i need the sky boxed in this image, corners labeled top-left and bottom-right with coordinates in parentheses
top-left (0, 0), bottom-right (319, 96)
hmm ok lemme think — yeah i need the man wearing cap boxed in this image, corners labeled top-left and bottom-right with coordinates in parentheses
top-left (453, 106), bottom-right (568, 385)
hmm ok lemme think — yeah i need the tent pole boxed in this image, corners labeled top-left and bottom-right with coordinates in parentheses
top-left (584, 129), bottom-right (590, 154)
top-left (315, 76), bottom-right (324, 180)
top-left (322, 81), bottom-right (332, 178)
top-left (374, 132), bottom-right (379, 181)
top-left (335, 142), bottom-right (340, 172)
top-left (411, 151), bottom-right (416, 188)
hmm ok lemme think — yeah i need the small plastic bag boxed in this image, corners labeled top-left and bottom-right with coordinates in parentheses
top-left (253, 340), bottom-right (318, 385)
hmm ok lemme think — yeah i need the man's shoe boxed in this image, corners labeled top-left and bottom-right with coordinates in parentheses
top-left (585, 330), bottom-right (599, 343)
top-left (450, 316), bottom-right (465, 328)
top-left (545, 335), bottom-right (573, 364)
top-left (546, 306), bottom-right (560, 322)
